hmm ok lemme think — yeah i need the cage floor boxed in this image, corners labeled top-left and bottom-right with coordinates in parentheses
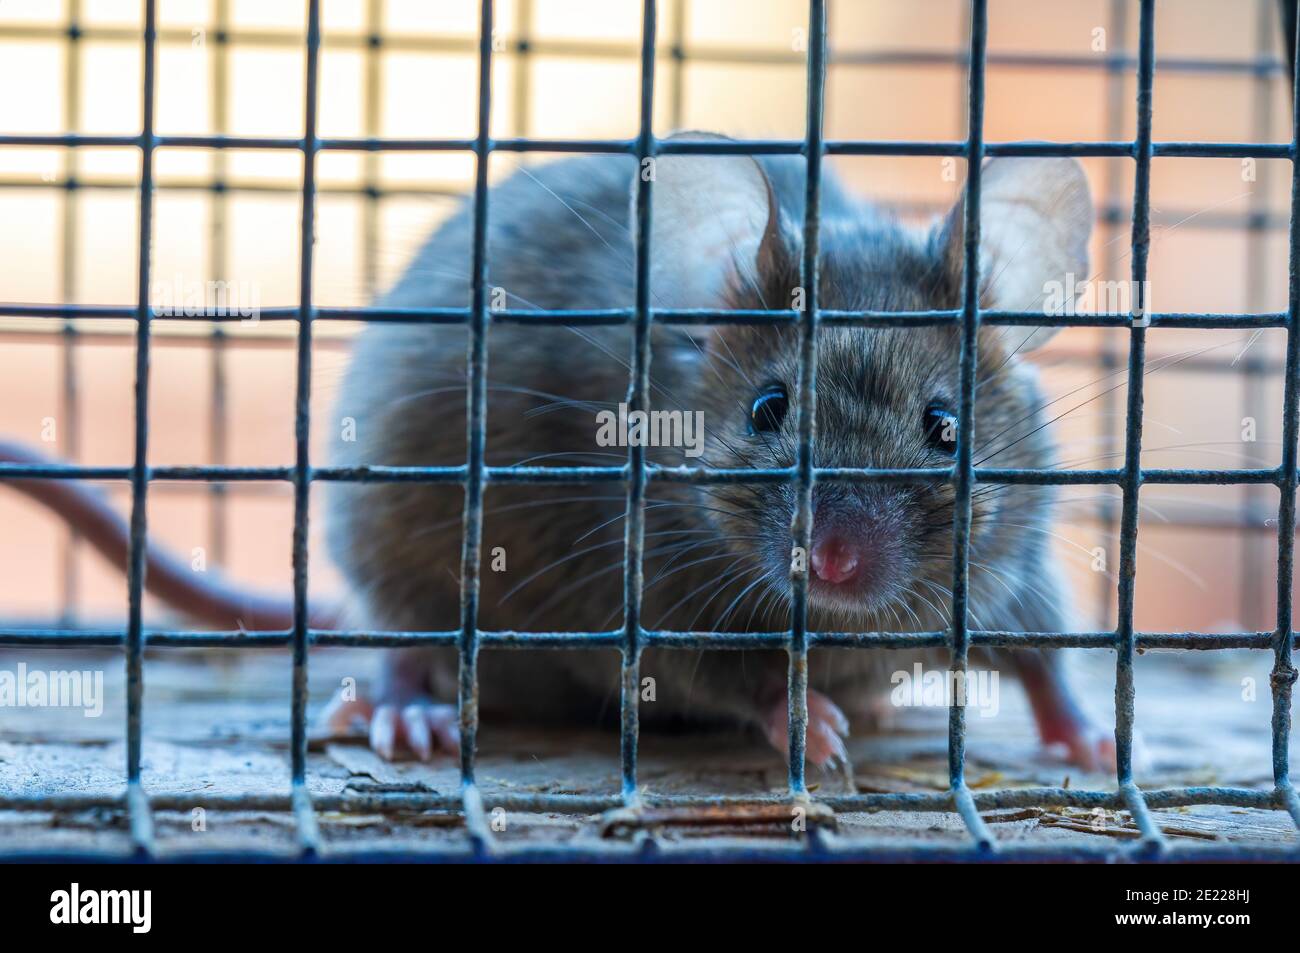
top-left (1, 644), bottom-right (1296, 855)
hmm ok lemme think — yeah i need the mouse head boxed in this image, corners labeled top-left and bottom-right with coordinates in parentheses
top-left (643, 140), bottom-right (1092, 624)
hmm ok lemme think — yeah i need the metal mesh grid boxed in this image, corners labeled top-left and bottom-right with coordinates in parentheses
top-left (0, 0), bottom-right (1298, 861)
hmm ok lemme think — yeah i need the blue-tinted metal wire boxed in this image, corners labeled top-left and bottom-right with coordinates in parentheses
top-left (123, 0), bottom-right (159, 860)
top-left (4, 302), bottom-right (1295, 330)
top-left (785, 0), bottom-right (827, 799)
top-left (287, 0), bottom-right (324, 860)
top-left (0, 131), bottom-right (1292, 161)
top-left (1112, 0), bottom-right (1166, 855)
top-left (946, 0), bottom-right (994, 853)
top-left (619, 0), bottom-right (658, 805)
top-left (1273, 0), bottom-right (1300, 830)
top-left (456, 1), bottom-right (497, 857)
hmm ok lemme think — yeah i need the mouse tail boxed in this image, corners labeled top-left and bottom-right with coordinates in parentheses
top-left (0, 438), bottom-right (342, 630)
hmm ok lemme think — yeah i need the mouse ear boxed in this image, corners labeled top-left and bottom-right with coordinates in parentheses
top-left (940, 156), bottom-right (1093, 351)
top-left (635, 132), bottom-right (780, 310)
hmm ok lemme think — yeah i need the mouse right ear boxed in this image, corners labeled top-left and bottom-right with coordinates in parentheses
top-left (634, 133), bottom-right (780, 310)
top-left (939, 156), bottom-right (1093, 352)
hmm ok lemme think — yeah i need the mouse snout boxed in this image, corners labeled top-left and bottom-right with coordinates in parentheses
top-left (805, 489), bottom-right (913, 607)
top-left (810, 533), bottom-right (864, 585)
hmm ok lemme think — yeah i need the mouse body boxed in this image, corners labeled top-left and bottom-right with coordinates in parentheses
top-left (321, 138), bottom-right (1113, 770)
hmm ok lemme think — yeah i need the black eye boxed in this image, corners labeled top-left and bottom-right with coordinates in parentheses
top-left (750, 383), bottom-right (788, 434)
top-left (924, 402), bottom-right (958, 454)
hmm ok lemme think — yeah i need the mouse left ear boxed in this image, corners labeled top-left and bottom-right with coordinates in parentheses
top-left (938, 156), bottom-right (1093, 351)
top-left (633, 132), bottom-right (781, 310)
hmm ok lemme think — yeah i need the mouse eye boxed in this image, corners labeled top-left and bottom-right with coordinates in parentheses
top-left (749, 383), bottom-right (788, 434)
top-left (924, 403), bottom-right (958, 454)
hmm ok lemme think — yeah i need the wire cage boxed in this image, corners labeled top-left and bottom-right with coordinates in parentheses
top-left (0, 0), bottom-right (1298, 862)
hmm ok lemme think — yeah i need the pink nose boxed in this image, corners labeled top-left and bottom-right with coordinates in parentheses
top-left (810, 535), bottom-right (861, 584)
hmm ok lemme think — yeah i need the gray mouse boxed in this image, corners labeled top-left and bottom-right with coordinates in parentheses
top-left (0, 134), bottom-right (1112, 771)
top-left (314, 134), bottom-right (1115, 770)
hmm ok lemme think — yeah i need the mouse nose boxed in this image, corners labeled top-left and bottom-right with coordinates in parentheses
top-left (810, 534), bottom-right (862, 585)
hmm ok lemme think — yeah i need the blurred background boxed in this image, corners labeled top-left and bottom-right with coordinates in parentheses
top-left (0, 0), bottom-right (1293, 635)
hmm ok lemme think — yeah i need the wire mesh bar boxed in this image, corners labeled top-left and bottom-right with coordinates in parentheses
top-left (57, 0), bottom-right (84, 627)
top-left (287, 0), bottom-right (324, 858)
top-left (207, 0), bottom-right (233, 570)
top-left (1240, 0), bottom-right (1279, 632)
top-left (1273, 0), bottom-right (1300, 829)
top-left (10, 302), bottom-right (1297, 330)
top-left (0, 17), bottom-right (1289, 76)
top-left (361, 0), bottom-right (383, 302)
top-left (1092, 0), bottom-right (1129, 628)
top-left (668, 0), bottom-right (687, 128)
top-left (785, 0), bottom-right (827, 798)
top-left (1112, 0), bottom-right (1166, 853)
top-left (3, 839), bottom-right (1296, 864)
top-left (0, 130), bottom-right (1292, 160)
top-left (0, 175), bottom-right (1281, 244)
top-left (513, 0), bottom-right (535, 139)
top-left (619, 0), bottom-right (658, 806)
top-left (121, 0), bottom-right (159, 859)
top-left (945, 0), bottom-right (994, 852)
top-left (0, 626), bottom-right (1286, 652)
top-left (456, 0), bottom-right (497, 853)
top-left (0, 460), bottom-right (1293, 488)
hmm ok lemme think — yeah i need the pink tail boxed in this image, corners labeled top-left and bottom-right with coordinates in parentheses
top-left (0, 439), bottom-right (340, 630)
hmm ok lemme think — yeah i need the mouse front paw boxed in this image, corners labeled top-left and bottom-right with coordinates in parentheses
top-left (1033, 705), bottom-right (1151, 774)
top-left (761, 688), bottom-right (850, 768)
top-left (321, 689), bottom-right (460, 762)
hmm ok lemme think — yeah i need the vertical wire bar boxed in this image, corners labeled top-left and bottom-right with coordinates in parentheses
top-left (1239, 0), bottom-right (1276, 632)
top-left (621, 0), bottom-right (658, 805)
top-left (513, 0), bottom-right (534, 139)
top-left (58, 0), bottom-right (84, 626)
top-left (290, 0), bottom-right (323, 855)
top-left (1272, 0), bottom-right (1300, 828)
top-left (669, 0), bottom-right (687, 129)
top-left (1282, 0), bottom-right (1298, 86)
top-left (1095, 0), bottom-right (1128, 627)
top-left (951, 0), bottom-right (970, 131)
top-left (124, 0), bottom-right (158, 857)
top-left (787, 0), bottom-right (827, 797)
top-left (209, 0), bottom-right (231, 567)
top-left (947, 0), bottom-right (992, 850)
top-left (1114, 0), bottom-right (1164, 848)
top-left (362, 0), bottom-right (381, 301)
top-left (458, 0), bottom-right (495, 847)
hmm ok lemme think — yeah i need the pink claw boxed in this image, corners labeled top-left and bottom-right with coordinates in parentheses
top-left (320, 688), bottom-right (459, 761)
top-left (763, 688), bottom-right (850, 767)
top-left (1037, 713), bottom-right (1148, 774)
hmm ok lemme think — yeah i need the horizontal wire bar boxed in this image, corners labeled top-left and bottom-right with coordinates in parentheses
top-left (1, 786), bottom-right (1296, 861)
top-left (2, 302), bottom-right (1291, 330)
top-left (0, 462), bottom-right (1287, 487)
top-left (0, 175), bottom-right (1285, 241)
top-left (0, 20), bottom-right (1287, 77)
top-left (0, 784), bottom-right (1293, 815)
top-left (0, 131), bottom-right (1292, 160)
top-left (0, 323), bottom-right (1283, 385)
top-left (0, 839), bottom-right (1294, 864)
top-left (0, 627), bottom-right (1280, 650)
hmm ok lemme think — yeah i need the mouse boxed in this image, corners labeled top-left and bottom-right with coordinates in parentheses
top-left (0, 133), bottom-right (1116, 773)
top-left (316, 132), bottom-right (1115, 771)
